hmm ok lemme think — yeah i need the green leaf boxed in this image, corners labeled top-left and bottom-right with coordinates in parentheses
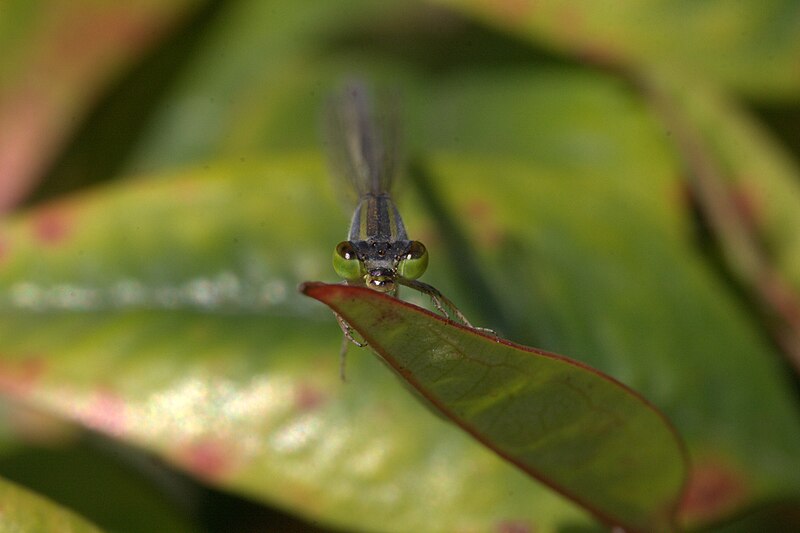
top-left (0, 438), bottom-right (201, 533)
top-left (4, 1), bottom-right (800, 524)
top-left (0, 161), bottom-right (600, 532)
top-left (431, 0), bottom-right (800, 99)
top-left (0, 0), bottom-right (197, 209)
top-left (417, 152), bottom-right (800, 528)
top-left (2, 147), bottom-right (798, 531)
top-left (646, 72), bottom-right (800, 299)
top-left (121, 0), bottom-right (400, 176)
top-left (302, 282), bottom-right (687, 531)
top-left (0, 476), bottom-right (104, 533)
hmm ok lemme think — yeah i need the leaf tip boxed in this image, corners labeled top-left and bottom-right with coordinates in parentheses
top-left (297, 281), bottom-right (317, 295)
top-left (299, 281), bottom-right (351, 306)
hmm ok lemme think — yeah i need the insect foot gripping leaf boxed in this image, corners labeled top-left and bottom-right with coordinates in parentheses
top-left (301, 282), bottom-right (689, 533)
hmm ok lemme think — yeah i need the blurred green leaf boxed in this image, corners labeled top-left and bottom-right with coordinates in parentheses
top-left (645, 73), bottom-right (800, 295)
top-left (0, 401), bottom-right (199, 533)
top-left (302, 282), bottom-right (687, 531)
top-left (418, 152), bottom-right (800, 529)
top-left (2, 0), bottom-right (800, 531)
top-left (121, 0), bottom-right (403, 176)
top-left (634, 71), bottom-right (800, 374)
top-left (0, 146), bottom-right (799, 531)
top-left (0, 476), bottom-right (104, 533)
top-left (0, 162), bottom-right (598, 532)
top-left (0, 0), bottom-right (198, 210)
top-left (431, 0), bottom-right (800, 99)
top-left (0, 439), bottom-right (200, 533)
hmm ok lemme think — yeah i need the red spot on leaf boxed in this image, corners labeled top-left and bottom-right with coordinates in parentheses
top-left (673, 180), bottom-right (693, 209)
top-left (758, 272), bottom-right (800, 327)
top-left (33, 208), bottom-right (72, 244)
top-left (465, 199), bottom-right (505, 248)
top-left (466, 199), bottom-right (492, 219)
top-left (678, 458), bottom-right (749, 524)
top-left (0, 89), bottom-right (54, 211)
top-left (492, 0), bottom-right (536, 24)
top-left (80, 389), bottom-right (126, 437)
top-left (576, 39), bottom-right (623, 66)
top-left (495, 520), bottom-right (534, 533)
top-left (179, 439), bottom-right (235, 481)
top-left (294, 382), bottom-right (327, 412)
top-left (729, 181), bottom-right (763, 232)
top-left (678, 178), bottom-right (763, 234)
top-left (0, 357), bottom-right (46, 396)
top-left (555, 6), bottom-right (585, 43)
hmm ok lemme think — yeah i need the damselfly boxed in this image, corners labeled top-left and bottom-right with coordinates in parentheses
top-left (324, 81), bottom-right (476, 377)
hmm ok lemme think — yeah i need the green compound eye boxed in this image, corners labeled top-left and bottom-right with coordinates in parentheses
top-left (333, 241), bottom-right (365, 280)
top-left (397, 241), bottom-right (428, 280)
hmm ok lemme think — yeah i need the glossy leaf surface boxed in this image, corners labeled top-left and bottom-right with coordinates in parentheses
top-left (0, 163), bottom-right (599, 532)
top-left (303, 282), bottom-right (687, 531)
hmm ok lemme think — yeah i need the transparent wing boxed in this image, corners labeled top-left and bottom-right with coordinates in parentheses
top-left (323, 80), bottom-right (401, 205)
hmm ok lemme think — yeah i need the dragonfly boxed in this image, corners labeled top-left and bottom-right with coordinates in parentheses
top-left (324, 81), bottom-right (477, 378)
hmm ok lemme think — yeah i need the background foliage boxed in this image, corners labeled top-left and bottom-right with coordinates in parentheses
top-left (1, 1), bottom-right (800, 531)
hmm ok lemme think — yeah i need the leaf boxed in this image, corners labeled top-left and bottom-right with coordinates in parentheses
top-left (302, 282), bottom-right (687, 531)
top-left (417, 152), bottom-right (800, 528)
top-left (2, 145), bottom-right (800, 530)
top-left (637, 72), bottom-right (800, 371)
top-left (0, 439), bottom-right (201, 533)
top-left (4, 2), bottom-right (800, 524)
top-left (0, 161), bottom-right (602, 532)
top-left (0, 476), bottom-right (104, 533)
top-left (431, 0), bottom-right (800, 99)
top-left (121, 0), bottom-right (398, 176)
top-left (0, 0), bottom-right (197, 210)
